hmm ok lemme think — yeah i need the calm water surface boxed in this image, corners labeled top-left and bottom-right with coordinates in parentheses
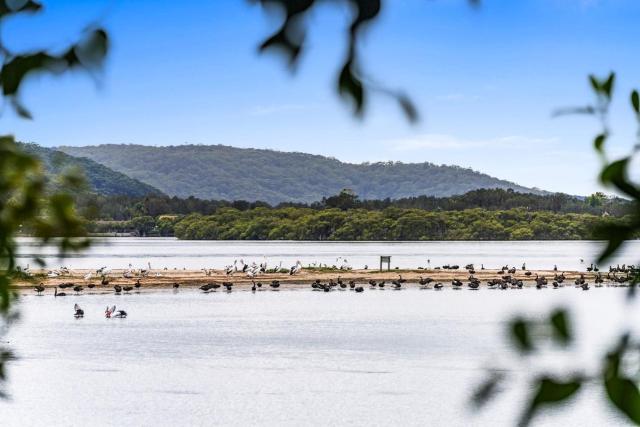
top-left (15, 237), bottom-right (640, 271)
top-left (4, 287), bottom-right (639, 427)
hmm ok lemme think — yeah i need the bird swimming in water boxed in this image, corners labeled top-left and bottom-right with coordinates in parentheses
top-left (105, 305), bottom-right (127, 318)
top-left (74, 304), bottom-right (84, 318)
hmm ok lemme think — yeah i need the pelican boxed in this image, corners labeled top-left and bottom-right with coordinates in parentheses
top-left (290, 261), bottom-right (302, 275)
top-left (106, 305), bottom-right (127, 318)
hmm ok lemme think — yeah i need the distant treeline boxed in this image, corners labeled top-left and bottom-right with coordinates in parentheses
top-left (79, 189), bottom-right (633, 240)
top-left (171, 208), bottom-right (631, 241)
top-left (80, 188), bottom-right (629, 221)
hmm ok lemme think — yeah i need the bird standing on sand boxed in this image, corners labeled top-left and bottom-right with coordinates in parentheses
top-left (290, 261), bottom-right (302, 275)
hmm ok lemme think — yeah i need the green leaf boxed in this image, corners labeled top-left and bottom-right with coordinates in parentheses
top-left (632, 90), bottom-right (639, 115)
top-left (471, 371), bottom-right (505, 408)
top-left (589, 75), bottom-right (601, 94)
top-left (519, 377), bottom-right (582, 427)
top-left (603, 338), bottom-right (640, 424)
top-left (600, 157), bottom-right (640, 199)
top-left (398, 94), bottom-right (418, 124)
top-left (594, 133), bottom-right (606, 153)
top-left (605, 376), bottom-right (640, 424)
top-left (602, 72), bottom-right (615, 99)
top-left (338, 60), bottom-right (365, 117)
top-left (600, 158), bottom-right (628, 185)
top-left (596, 223), bottom-right (633, 263)
top-left (0, 0), bottom-right (41, 19)
top-left (75, 28), bottom-right (109, 69)
top-left (510, 318), bottom-right (533, 353)
top-left (549, 309), bottom-right (572, 346)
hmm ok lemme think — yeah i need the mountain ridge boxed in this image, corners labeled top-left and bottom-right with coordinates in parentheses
top-left (19, 143), bottom-right (163, 197)
top-left (58, 143), bottom-right (543, 204)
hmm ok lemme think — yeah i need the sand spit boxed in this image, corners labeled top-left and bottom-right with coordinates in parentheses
top-left (14, 268), bottom-right (614, 292)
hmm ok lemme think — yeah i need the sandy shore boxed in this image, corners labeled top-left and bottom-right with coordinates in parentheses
top-left (13, 268), bottom-right (610, 292)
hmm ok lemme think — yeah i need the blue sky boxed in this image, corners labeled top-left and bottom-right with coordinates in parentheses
top-left (2, 0), bottom-right (640, 195)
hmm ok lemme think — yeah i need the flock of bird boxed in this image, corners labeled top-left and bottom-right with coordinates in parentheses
top-left (31, 260), bottom-right (639, 306)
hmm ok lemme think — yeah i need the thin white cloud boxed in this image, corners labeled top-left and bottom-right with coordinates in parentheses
top-left (387, 133), bottom-right (560, 151)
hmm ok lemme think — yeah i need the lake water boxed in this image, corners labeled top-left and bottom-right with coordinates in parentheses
top-left (14, 237), bottom-right (640, 271)
top-left (4, 287), bottom-right (638, 426)
top-left (5, 239), bottom-right (640, 426)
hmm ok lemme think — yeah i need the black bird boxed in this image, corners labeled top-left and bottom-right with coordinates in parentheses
top-left (87, 283), bottom-right (96, 289)
top-left (418, 276), bottom-right (433, 286)
top-left (270, 280), bottom-right (280, 289)
top-left (74, 304), bottom-right (84, 318)
top-left (355, 286), bottom-right (364, 293)
top-left (113, 285), bottom-right (122, 293)
top-left (134, 279), bottom-right (142, 289)
top-left (434, 282), bottom-right (443, 290)
top-left (349, 280), bottom-right (356, 289)
top-left (54, 287), bottom-right (66, 297)
top-left (123, 286), bottom-right (133, 293)
top-left (73, 285), bottom-right (83, 294)
top-left (34, 284), bottom-right (45, 295)
top-left (173, 282), bottom-right (180, 289)
top-left (200, 283), bottom-right (214, 292)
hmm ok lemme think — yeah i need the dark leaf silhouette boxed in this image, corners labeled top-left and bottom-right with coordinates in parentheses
top-left (519, 377), bottom-right (582, 427)
top-left (0, 0), bottom-right (41, 18)
top-left (510, 318), bottom-right (534, 353)
top-left (549, 309), bottom-right (572, 346)
top-left (471, 371), bottom-right (505, 408)
top-left (594, 133), bottom-right (606, 153)
top-left (603, 335), bottom-right (640, 424)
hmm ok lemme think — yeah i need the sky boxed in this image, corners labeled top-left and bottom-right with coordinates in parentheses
top-left (2, 0), bottom-right (640, 195)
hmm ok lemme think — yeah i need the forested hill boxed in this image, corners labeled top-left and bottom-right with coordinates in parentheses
top-left (20, 143), bottom-right (163, 197)
top-left (58, 144), bottom-right (541, 204)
